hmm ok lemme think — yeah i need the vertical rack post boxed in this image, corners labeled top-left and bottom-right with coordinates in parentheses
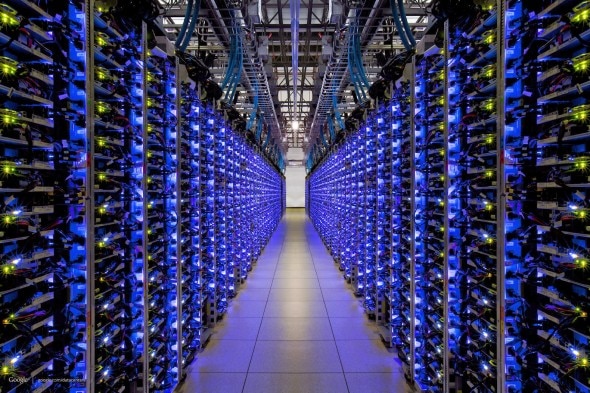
top-left (408, 56), bottom-right (417, 388)
top-left (85, 1), bottom-right (96, 390)
top-left (495, 0), bottom-right (506, 391)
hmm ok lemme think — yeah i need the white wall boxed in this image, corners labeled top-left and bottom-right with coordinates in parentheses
top-left (285, 166), bottom-right (307, 207)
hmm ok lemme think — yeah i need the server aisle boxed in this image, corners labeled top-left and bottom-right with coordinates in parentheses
top-left (177, 209), bottom-right (411, 393)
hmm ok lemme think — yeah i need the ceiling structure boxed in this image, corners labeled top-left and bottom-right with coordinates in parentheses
top-left (158, 0), bottom-right (432, 165)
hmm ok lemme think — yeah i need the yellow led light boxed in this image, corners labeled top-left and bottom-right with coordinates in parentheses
top-left (2, 163), bottom-right (15, 174)
top-left (572, 104), bottom-right (590, 122)
top-left (98, 206), bottom-right (106, 215)
top-left (1, 365), bottom-right (9, 374)
top-left (486, 135), bottom-right (494, 144)
top-left (573, 53), bottom-right (590, 73)
top-left (0, 108), bottom-right (19, 126)
top-left (95, 32), bottom-right (110, 48)
top-left (0, 56), bottom-right (18, 76)
top-left (97, 241), bottom-right (106, 248)
top-left (571, 1), bottom-right (590, 25)
top-left (2, 264), bottom-right (13, 274)
top-left (98, 173), bottom-right (106, 182)
top-left (581, 358), bottom-right (589, 366)
top-left (96, 101), bottom-right (110, 115)
top-left (483, 99), bottom-right (495, 112)
top-left (482, 30), bottom-right (496, 45)
top-left (485, 170), bottom-right (494, 178)
top-left (0, 4), bottom-right (20, 28)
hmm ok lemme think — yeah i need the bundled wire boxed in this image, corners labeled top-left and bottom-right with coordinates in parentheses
top-left (219, 12), bottom-right (244, 104)
top-left (347, 13), bottom-right (370, 103)
top-left (246, 80), bottom-right (259, 131)
top-left (175, 0), bottom-right (201, 52)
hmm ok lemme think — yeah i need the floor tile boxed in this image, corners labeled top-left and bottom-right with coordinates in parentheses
top-left (264, 301), bottom-right (328, 318)
top-left (258, 317), bottom-right (334, 340)
top-left (243, 373), bottom-right (348, 393)
top-left (346, 372), bottom-right (412, 393)
top-left (274, 263), bottom-right (316, 272)
top-left (235, 288), bottom-right (270, 301)
top-left (212, 317), bottom-right (262, 340)
top-left (318, 278), bottom-right (349, 289)
top-left (249, 341), bottom-right (342, 373)
top-left (336, 340), bottom-right (401, 373)
top-left (176, 373), bottom-right (246, 393)
top-left (250, 269), bottom-right (277, 278)
top-left (321, 288), bottom-right (356, 301)
top-left (243, 277), bottom-right (274, 289)
top-left (226, 300), bottom-right (267, 318)
top-left (190, 340), bottom-right (256, 373)
top-left (273, 270), bottom-right (318, 279)
top-left (272, 278), bottom-right (320, 289)
top-left (324, 300), bottom-right (365, 318)
top-left (330, 317), bottom-right (380, 340)
top-left (268, 288), bottom-right (323, 301)
top-left (316, 269), bottom-right (342, 278)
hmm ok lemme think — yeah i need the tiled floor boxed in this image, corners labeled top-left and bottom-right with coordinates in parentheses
top-left (179, 208), bottom-right (411, 393)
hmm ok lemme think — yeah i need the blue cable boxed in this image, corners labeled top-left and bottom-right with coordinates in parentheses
top-left (255, 120), bottom-right (264, 142)
top-left (320, 124), bottom-right (329, 147)
top-left (353, 32), bottom-right (368, 101)
top-left (226, 33), bottom-right (243, 102)
top-left (397, 0), bottom-right (417, 47)
top-left (175, 0), bottom-right (194, 48)
top-left (390, 0), bottom-right (412, 51)
top-left (327, 117), bottom-right (336, 142)
top-left (221, 33), bottom-right (237, 89)
top-left (354, 27), bottom-right (371, 93)
top-left (262, 126), bottom-right (271, 148)
top-left (179, 0), bottom-right (201, 52)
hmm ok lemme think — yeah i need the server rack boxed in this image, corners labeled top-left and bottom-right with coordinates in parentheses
top-left (0, 2), bottom-right (285, 392)
top-left (306, 1), bottom-right (590, 391)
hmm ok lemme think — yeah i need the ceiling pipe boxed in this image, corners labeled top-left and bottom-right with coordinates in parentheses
top-left (291, 0), bottom-right (300, 126)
